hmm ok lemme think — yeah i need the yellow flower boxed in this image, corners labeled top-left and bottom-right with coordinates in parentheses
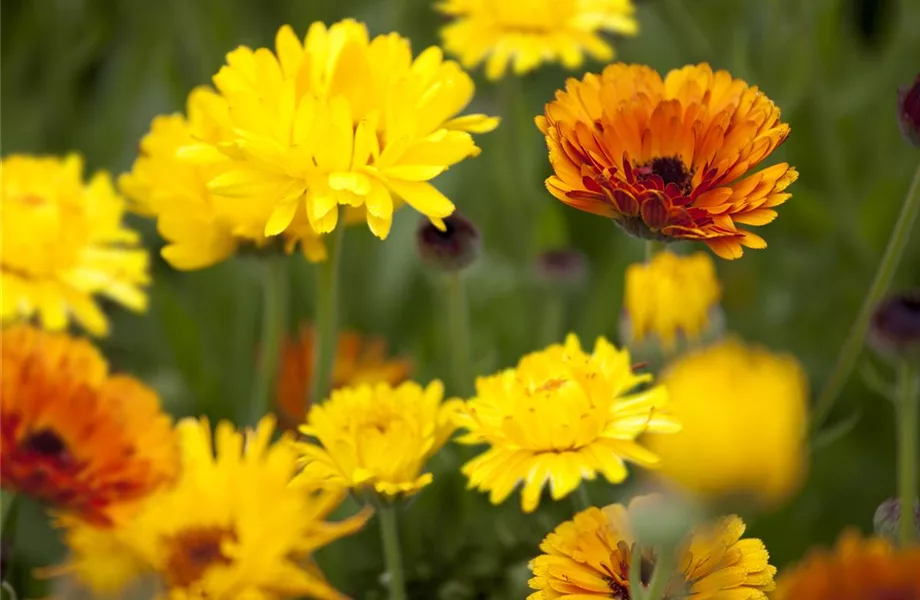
top-left (456, 334), bottom-right (679, 513)
top-left (623, 251), bottom-right (721, 352)
top-left (58, 416), bottom-right (371, 600)
top-left (437, 0), bottom-right (638, 80)
top-left (178, 19), bottom-right (498, 250)
top-left (773, 531), bottom-right (920, 600)
top-left (295, 381), bottom-right (459, 499)
top-left (1, 154), bottom-right (149, 335)
top-left (528, 495), bottom-right (776, 599)
top-left (644, 338), bottom-right (809, 508)
top-left (537, 63), bottom-right (797, 259)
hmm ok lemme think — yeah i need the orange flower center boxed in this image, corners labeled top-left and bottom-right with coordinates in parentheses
top-left (164, 526), bottom-right (236, 589)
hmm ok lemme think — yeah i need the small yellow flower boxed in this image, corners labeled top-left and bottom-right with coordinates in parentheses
top-left (437, 0), bottom-right (638, 80)
top-left (295, 381), bottom-right (460, 499)
top-left (1, 154), bottom-right (149, 335)
top-left (645, 338), bottom-right (809, 508)
top-left (528, 495), bottom-right (776, 599)
top-left (456, 334), bottom-right (679, 513)
top-left (623, 251), bottom-right (721, 352)
top-left (773, 531), bottom-right (920, 600)
top-left (58, 416), bottom-right (370, 600)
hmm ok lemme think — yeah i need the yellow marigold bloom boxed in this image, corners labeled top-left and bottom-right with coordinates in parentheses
top-left (180, 19), bottom-right (498, 246)
top-left (528, 495), bottom-right (776, 599)
top-left (456, 334), bottom-right (679, 513)
top-left (58, 416), bottom-right (371, 600)
top-left (645, 338), bottom-right (808, 508)
top-left (623, 251), bottom-right (721, 352)
top-left (537, 63), bottom-right (797, 259)
top-left (295, 381), bottom-right (459, 499)
top-left (437, 0), bottom-right (638, 80)
top-left (773, 531), bottom-right (920, 600)
top-left (0, 325), bottom-right (177, 526)
top-left (1, 154), bottom-right (149, 335)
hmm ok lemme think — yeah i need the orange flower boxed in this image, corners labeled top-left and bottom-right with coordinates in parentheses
top-left (0, 325), bottom-right (178, 525)
top-left (276, 324), bottom-right (412, 425)
top-left (536, 63), bottom-right (797, 259)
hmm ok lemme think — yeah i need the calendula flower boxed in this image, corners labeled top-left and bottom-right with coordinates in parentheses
top-left (58, 416), bottom-right (371, 600)
top-left (645, 338), bottom-right (808, 508)
top-left (294, 381), bottom-right (459, 499)
top-left (456, 334), bottom-right (679, 513)
top-left (1, 154), bottom-right (149, 335)
top-left (528, 495), bottom-right (776, 599)
top-left (537, 63), bottom-right (797, 259)
top-left (275, 324), bottom-right (413, 426)
top-left (0, 325), bottom-right (177, 526)
top-left (437, 0), bottom-right (638, 80)
top-left (773, 531), bottom-right (920, 600)
top-left (623, 251), bottom-right (721, 352)
top-left (179, 19), bottom-right (498, 247)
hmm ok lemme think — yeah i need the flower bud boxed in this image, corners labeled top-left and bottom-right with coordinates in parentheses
top-left (873, 497), bottom-right (920, 542)
top-left (898, 73), bottom-right (920, 148)
top-left (416, 213), bottom-right (481, 271)
top-left (867, 290), bottom-right (920, 361)
top-left (534, 248), bottom-right (589, 289)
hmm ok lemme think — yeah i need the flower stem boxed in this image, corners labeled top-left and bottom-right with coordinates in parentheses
top-left (446, 272), bottom-right (473, 397)
top-left (897, 362), bottom-right (919, 546)
top-left (642, 550), bottom-right (676, 600)
top-left (629, 543), bottom-right (645, 600)
top-left (812, 161), bottom-right (920, 432)
top-left (540, 292), bottom-right (565, 346)
top-left (1, 492), bottom-right (20, 585)
top-left (250, 256), bottom-right (288, 425)
top-left (378, 503), bottom-right (408, 600)
top-left (645, 240), bottom-right (665, 262)
top-left (309, 222), bottom-right (346, 409)
top-left (661, 0), bottom-right (713, 61)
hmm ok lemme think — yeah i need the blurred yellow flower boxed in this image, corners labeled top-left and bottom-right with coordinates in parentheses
top-left (773, 531), bottom-right (920, 600)
top-left (295, 381), bottom-right (459, 499)
top-left (178, 19), bottom-right (498, 247)
top-left (59, 416), bottom-right (370, 600)
top-left (528, 495), bottom-right (776, 600)
top-left (623, 251), bottom-right (721, 352)
top-left (437, 0), bottom-right (638, 80)
top-left (1, 154), bottom-right (149, 335)
top-left (645, 338), bottom-right (809, 508)
top-left (456, 334), bottom-right (679, 513)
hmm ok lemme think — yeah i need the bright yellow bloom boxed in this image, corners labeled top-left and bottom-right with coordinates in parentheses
top-left (645, 338), bottom-right (809, 508)
top-left (1, 154), bottom-right (149, 335)
top-left (58, 416), bottom-right (370, 600)
top-left (178, 19), bottom-right (498, 250)
top-left (537, 63), bottom-right (797, 259)
top-left (528, 495), bottom-right (776, 599)
top-left (773, 531), bottom-right (920, 600)
top-left (623, 251), bottom-right (721, 352)
top-left (456, 334), bottom-right (679, 513)
top-left (295, 381), bottom-right (459, 499)
top-left (437, 0), bottom-right (638, 80)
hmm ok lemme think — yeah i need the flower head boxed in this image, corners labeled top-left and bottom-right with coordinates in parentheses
top-left (177, 20), bottom-right (498, 249)
top-left (416, 212), bottom-right (482, 271)
top-left (0, 325), bottom-right (177, 525)
top-left (295, 381), bottom-right (460, 499)
top-left (537, 63), bottom-right (797, 259)
top-left (59, 416), bottom-right (371, 600)
top-left (868, 290), bottom-right (920, 362)
top-left (534, 248), bottom-right (589, 289)
top-left (623, 251), bottom-right (721, 352)
top-left (456, 334), bottom-right (679, 513)
top-left (437, 0), bottom-right (638, 80)
top-left (898, 73), bottom-right (920, 147)
top-left (1, 154), bottom-right (149, 335)
top-left (644, 338), bottom-right (808, 508)
top-left (527, 495), bottom-right (776, 599)
top-left (773, 531), bottom-right (920, 600)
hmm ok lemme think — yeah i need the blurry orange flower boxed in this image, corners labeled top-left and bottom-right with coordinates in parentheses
top-left (0, 325), bottom-right (177, 525)
top-left (537, 63), bottom-right (797, 259)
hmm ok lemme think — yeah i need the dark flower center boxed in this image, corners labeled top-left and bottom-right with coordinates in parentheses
top-left (22, 428), bottom-right (68, 458)
top-left (635, 156), bottom-right (694, 194)
top-left (164, 526), bottom-right (236, 588)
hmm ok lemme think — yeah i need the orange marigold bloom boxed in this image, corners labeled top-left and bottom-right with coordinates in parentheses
top-left (0, 325), bottom-right (178, 525)
top-left (537, 63), bottom-right (797, 259)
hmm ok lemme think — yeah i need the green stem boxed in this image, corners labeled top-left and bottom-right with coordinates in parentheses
top-left (897, 362), bottom-right (919, 546)
top-left (645, 240), bottom-right (665, 262)
top-left (309, 221), bottom-right (346, 408)
top-left (661, 0), bottom-right (714, 61)
top-left (642, 550), bottom-right (676, 600)
top-left (540, 292), bottom-right (565, 346)
top-left (498, 76), bottom-right (527, 258)
top-left (629, 543), bottom-right (645, 600)
top-left (812, 161), bottom-right (920, 432)
top-left (250, 256), bottom-right (288, 425)
top-left (1, 492), bottom-right (20, 586)
top-left (446, 272), bottom-right (473, 397)
top-left (378, 503), bottom-right (408, 600)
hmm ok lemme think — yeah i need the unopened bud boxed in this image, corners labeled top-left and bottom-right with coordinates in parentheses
top-left (416, 213), bottom-right (481, 271)
top-left (867, 290), bottom-right (920, 361)
top-left (534, 248), bottom-right (589, 288)
top-left (898, 74), bottom-right (920, 148)
top-left (873, 497), bottom-right (920, 542)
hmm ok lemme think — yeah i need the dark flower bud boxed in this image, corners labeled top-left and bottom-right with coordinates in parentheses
top-left (534, 248), bottom-right (589, 288)
top-left (416, 213), bottom-right (481, 271)
top-left (867, 290), bottom-right (920, 361)
top-left (898, 74), bottom-right (920, 148)
top-left (873, 497), bottom-right (920, 542)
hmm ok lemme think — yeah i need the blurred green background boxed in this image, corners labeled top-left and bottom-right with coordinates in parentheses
top-left (3, 0), bottom-right (920, 597)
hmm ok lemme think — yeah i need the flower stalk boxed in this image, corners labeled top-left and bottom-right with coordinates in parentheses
top-left (896, 362), bottom-right (919, 546)
top-left (446, 272), bottom-right (473, 397)
top-left (250, 256), bottom-right (288, 425)
top-left (642, 550), bottom-right (677, 600)
top-left (309, 218), bottom-right (346, 409)
top-left (378, 503), bottom-right (408, 600)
